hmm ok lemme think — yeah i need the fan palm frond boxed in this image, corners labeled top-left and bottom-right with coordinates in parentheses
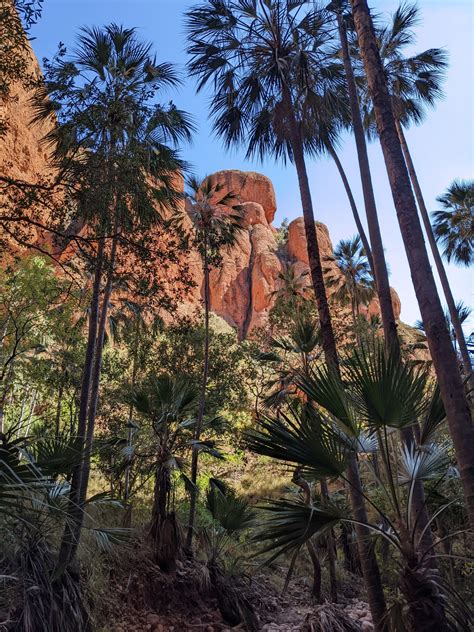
top-left (432, 180), bottom-right (473, 267)
top-left (244, 406), bottom-right (349, 480)
top-left (344, 344), bottom-right (429, 430)
top-left (253, 497), bottom-right (341, 564)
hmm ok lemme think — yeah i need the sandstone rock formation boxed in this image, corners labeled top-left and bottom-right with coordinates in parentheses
top-left (0, 43), bottom-right (54, 183)
top-left (0, 45), bottom-right (403, 339)
top-left (191, 171), bottom-right (402, 337)
top-left (208, 170), bottom-right (277, 223)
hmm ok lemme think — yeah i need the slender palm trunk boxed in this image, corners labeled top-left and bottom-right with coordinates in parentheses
top-left (186, 241), bottom-right (210, 551)
top-left (55, 382), bottom-right (64, 438)
top-left (350, 0), bottom-right (474, 528)
top-left (326, 142), bottom-right (375, 275)
top-left (16, 387), bottom-right (29, 436)
top-left (338, 9), bottom-right (437, 561)
top-left (70, 226), bottom-right (120, 559)
top-left (0, 363), bottom-right (14, 434)
top-left (283, 86), bottom-right (388, 625)
top-left (24, 389), bottom-right (37, 436)
top-left (123, 320), bottom-right (140, 512)
top-left (282, 87), bottom-right (339, 369)
top-left (320, 477), bottom-right (338, 602)
top-left (346, 455), bottom-right (388, 632)
top-left (336, 13), bottom-right (398, 353)
top-left (396, 120), bottom-right (473, 386)
top-left (151, 447), bottom-right (170, 543)
top-left (57, 238), bottom-right (105, 571)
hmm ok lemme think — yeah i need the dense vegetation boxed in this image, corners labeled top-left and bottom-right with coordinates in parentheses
top-left (0, 1), bottom-right (473, 631)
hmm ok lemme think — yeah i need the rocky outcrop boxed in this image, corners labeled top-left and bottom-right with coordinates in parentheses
top-left (0, 43), bottom-right (54, 183)
top-left (208, 170), bottom-right (277, 224)
top-left (0, 45), bottom-right (403, 338)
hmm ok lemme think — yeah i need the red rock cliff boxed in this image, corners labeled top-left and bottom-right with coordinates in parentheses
top-left (0, 50), bottom-right (401, 338)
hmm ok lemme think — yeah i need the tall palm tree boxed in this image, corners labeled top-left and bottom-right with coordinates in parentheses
top-left (34, 24), bottom-right (194, 569)
top-left (327, 0), bottom-right (399, 354)
top-left (270, 263), bottom-right (311, 318)
top-left (183, 175), bottom-right (244, 550)
top-left (326, 235), bottom-right (375, 328)
top-left (361, 4), bottom-right (473, 385)
top-left (247, 348), bottom-right (466, 631)
top-left (185, 0), bottom-right (342, 370)
top-left (185, 4), bottom-right (388, 623)
top-left (432, 180), bottom-right (473, 267)
top-left (349, 0), bottom-right (474, 529)
top-left (334, 2), bottom-right (441, 563)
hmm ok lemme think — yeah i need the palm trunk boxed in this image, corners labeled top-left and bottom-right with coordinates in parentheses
top-left (57, 238), bottom-right (105, 571)
top-left (24, 389), bottom-right (37, 436)
top-left (396, 120), bottom-right (473, 386)
top-left (0, 362), bottom-right (14, 434)
top-left (282, 86), bottom-right (339, 370)
top-left (70, 226), bottom-right (120, 559)
top-left (123, 320), bottom-right (140, 510)
top-left (326, 142), bottom-right (374, 275)
top-left (306, 539), bottom-right (322, 602)
top-left (283, 84), bottom-right (387, 625)
top-left (16, 387), bottom-right (28, 436)
top-left (320, 477), bottom-right (338, 602)
top-left (338, 6), bottom-right (439, 565)
top-left (281, 79), bottom-right (389, 625)
top-left (346, 454), bottom-right (388, 632)
top-left (350, 0), bottom-right (474, 528)
top-left (336, 12), bottom-right (398, 354)
top-left (399, 545), bottom-right (452, 632)
top-left (151, 457), bottom-right (170, 543)
top-left (55, 382), bottom-right (64, 438)
top-left (186, 240), bottom-right (210, 551)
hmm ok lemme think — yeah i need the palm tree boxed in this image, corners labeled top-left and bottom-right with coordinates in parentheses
top-left (258, 317), bottom-right (338, 601)
top-left (247, 349), bottom-right (467, 631)
top-left (349, 0), bottom-right (474, 529)
top-left (183, 175), bottom-right (244, 550)
top-left (185, 3), bottom-right (389, 621)
top-left (327, 0), bottom-right (399, 354)
top-left (185, 0), bottom-right (342, 369)
top-left (326, 235), bottom-right (374, 329)
top-left (337, 3), bottom-right (444, 563)
top-left (360, 4), bottom-right (473, 386)
top-left (131, 375), bottom-right (199, 570)
top-left (34, 24), bottom-right (194, 569)
top-left (432, 180), bottom-right (473, 267)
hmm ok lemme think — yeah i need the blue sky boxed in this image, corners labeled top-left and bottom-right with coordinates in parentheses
top-left (29, 0), bottom-right (473, 329)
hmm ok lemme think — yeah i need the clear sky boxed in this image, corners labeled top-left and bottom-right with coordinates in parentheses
top-left (29, 0), bottom-right (474, 329)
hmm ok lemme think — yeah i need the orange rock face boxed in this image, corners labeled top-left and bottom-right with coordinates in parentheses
top-left (366, 287), bottom-right (402, 321)
top-left (208, 170), bottom-right (277, 224)
top-left (1, 46), bottom-right (403, 338)
top-left (287, 217), bottom-right (334, 265)
top-left (0, 43), bottom-right (55, 184)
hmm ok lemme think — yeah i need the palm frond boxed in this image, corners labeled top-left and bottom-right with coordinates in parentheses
top-left (344, 344), bottom-right (429, 430)
top-left (244, 406), bottom-right (349, 480)
top-left (206, 481), bottom-right (256, 533)
top-left (253, 497), bottom-right (341, 564)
